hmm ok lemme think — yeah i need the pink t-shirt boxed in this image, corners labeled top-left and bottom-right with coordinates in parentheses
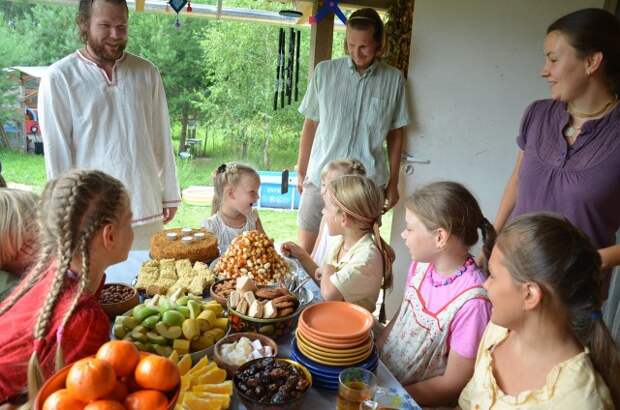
top-left (406, 258), bottom-right (491, 359)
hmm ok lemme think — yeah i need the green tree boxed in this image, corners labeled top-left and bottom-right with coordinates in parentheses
top-left (200, 19), bottom-right (309, 167)
top-left (127, 13), bottom-right (210, 151)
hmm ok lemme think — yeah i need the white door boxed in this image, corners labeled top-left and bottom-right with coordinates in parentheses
top-left (386, 0), bottom-right (607, 316)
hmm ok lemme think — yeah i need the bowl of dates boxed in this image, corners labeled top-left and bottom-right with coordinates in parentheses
top-left (233, 357), bottom-right (312, 410)
top-left (99, 282), bottom-right (139, 318)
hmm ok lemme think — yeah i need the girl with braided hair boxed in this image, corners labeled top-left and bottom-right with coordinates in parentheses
top-left (378, 181), bottom-right (496, 408)
top-left (281, 158), bottom-right (367, 277)
top-left (202, 162), bottom-right (265, 254)
top-left (459, 214), bottom-right (617, 409)
top-left (314, 174), bottom-right (394, 318)
top-left (0, 169), bottom-right (133, 406)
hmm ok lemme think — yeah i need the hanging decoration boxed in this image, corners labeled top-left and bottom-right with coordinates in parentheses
top-left (273, 28), bottom-right (302, 110)
top-left (309, 0), bottom-right (347, 25)
top-left (168, 0), bottom-right (188, 27)
top-left (385, 0), bottom-right (414, 77)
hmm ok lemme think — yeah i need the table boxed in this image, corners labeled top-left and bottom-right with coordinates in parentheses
top-left (106, 251), bottom-right (421, 410)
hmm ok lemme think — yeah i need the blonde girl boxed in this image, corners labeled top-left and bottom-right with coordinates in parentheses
top-left (316, 174), bottom-right (394, 320)
top-left (378, 181), bottom-right (496, 408)
top-left (203, 162), bottom-right (265, 253)
top-left (0, 170), bottom-right (133, 406)
top-left (0, 189), bottom-right (39, 300)
top-left (281, 159), bottom-right (366, 275)
top-left (459, 213), bottom-right (618, 409)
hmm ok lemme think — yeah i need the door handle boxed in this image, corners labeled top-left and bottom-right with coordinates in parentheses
top-left (401, 154), bottom-right (431, 164)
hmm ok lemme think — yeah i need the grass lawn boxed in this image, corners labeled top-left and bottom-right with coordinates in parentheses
top-left (1, 148), bottom-right (392, 243)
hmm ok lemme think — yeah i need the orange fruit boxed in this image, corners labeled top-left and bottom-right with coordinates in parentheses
top-left (104, 379), bottom-right (129, 402)
top-left (84, 400), bottom-right (126, 410)
top-left (124, 390), bottom-right (168, 410)
top-left (134, 355), bottom-right (180, 392)
top-left (42, 389), bottom-right (85, 410)
top-left (66, 357), bottom-right (116, 402)
top-left (96, 340), bottom-right (140, 378)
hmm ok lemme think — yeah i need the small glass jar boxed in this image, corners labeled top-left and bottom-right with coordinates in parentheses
top-left (181, 236), bottom-right (193, 245)
top-left (193, 232), bottom-right (206, 241)
top-left (181, 227), bottom-right (193, 235)
top-left (166, 232), bottom-right (178, 241)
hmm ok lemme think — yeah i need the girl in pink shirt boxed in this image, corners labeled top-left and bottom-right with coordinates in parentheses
top-left (377, 181), bottom-right (496, 408)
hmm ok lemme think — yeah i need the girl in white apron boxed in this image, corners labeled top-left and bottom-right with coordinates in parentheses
top-left (377, 181), bottom-right (496, 408)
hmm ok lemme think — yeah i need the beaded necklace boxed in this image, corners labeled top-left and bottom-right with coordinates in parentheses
top-left (429, 256), bottom-right (475, 287)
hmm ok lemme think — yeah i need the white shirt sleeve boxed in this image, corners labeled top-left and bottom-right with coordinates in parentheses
top-left (150, 69), bottom-right (181, 207)
top-left (38, 70), bottom-right (74, 179)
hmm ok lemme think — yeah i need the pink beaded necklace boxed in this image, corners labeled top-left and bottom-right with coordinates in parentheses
top-left (429, 256), bottom-right (475, 287)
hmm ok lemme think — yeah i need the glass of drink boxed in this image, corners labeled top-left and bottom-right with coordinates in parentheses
top-left (359, 387), bottom-right (408, 410)
top-left (336, 368), bottom-right (377, 410)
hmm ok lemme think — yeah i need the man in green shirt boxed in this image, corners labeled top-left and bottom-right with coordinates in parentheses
top-left (296, 8), bottom-right (410, 253)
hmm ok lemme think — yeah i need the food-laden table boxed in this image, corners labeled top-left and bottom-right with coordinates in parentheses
top-left (106, 251), bottom-right (421, 410)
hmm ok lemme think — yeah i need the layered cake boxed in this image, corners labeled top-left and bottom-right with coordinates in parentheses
top-left (150, 227), bottom-right (219, 263)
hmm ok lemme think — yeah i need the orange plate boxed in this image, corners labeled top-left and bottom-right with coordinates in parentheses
top-left (34, 354), bottom-right (180, 410)
top-left (296, 329), bottom-right (373, 356)
top-left (298, 320), bottom-right (370, 346)
top-left (297, 328), bottom-right (371, 350)
top-left (300, 301), bottom-right (373, 340)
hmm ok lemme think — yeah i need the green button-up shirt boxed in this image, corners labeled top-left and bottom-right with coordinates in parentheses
top-left (299, 57), bottom-right (410, 187)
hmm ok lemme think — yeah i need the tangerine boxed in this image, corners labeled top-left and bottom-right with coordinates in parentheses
top-left (84, 400), bottom-right (126, 410)
top-left (124, 390), bottom-right (168, 410)
top-left (96, 340), bottom-right (140, 377)
top-left (134, 355), bottom-right (180, 392)
top-left (105, 379), bottom-right (129, 402)
top-left (66, 357), bottom-right (116, 402)
top-left (42, 389), bottom-right (85, 410)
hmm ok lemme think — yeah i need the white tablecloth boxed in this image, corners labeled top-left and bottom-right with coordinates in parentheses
top-left (106, 251), bottom-right (421, 409)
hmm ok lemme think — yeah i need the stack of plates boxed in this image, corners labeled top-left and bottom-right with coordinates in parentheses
top-left (290, 301), bottom-right (378, 390)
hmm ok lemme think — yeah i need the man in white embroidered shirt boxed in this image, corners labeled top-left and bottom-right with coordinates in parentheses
top-left (38, 0), bottom-right (181, 249)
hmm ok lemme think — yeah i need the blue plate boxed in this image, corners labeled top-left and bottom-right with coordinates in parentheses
top-left (290, 338), bottom-right (379, 375)
top-left (312, 379), bottom-right (339, 390)
top-left (291, 348), bottom-right (378, 379)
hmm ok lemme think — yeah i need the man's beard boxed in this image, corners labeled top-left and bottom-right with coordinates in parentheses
top-left (87, 37), bottom-right (126, 63)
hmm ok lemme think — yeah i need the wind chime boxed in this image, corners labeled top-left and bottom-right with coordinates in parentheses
top-left (274, 16), bottom-right (301, 110)
top-left (168, 0), bottom-right (192, 27)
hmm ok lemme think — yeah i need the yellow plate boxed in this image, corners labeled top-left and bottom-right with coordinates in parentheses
top-left (296, 329), bottom-right (372, 356)
top-left (297, 339), bottom-right (372, 366)
top-left (297, 333), bottom-right (372, 359)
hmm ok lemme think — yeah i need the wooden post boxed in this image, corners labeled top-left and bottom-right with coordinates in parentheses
top-left (19, 73), bottom-right (27, 152)
top-left (308, 0), bottom-right (334, 77)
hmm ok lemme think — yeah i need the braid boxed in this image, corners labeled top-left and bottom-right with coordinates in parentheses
top-left (32, 174), bottom-right (84, 342)
top-left (55, 220), bottom-right (98, 371)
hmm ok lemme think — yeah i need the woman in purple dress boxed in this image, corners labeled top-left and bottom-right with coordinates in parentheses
top-left (494, 8), bottom-right (620, 294)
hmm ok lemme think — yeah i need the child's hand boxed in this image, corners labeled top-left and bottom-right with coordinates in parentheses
top-left (281, 241), bottom-right (303, 258)
top-left (315, 264), bottom-right (336, 281)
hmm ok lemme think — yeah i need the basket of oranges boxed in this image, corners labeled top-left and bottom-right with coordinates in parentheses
top-left (35, 340), bottom-right (180, 410)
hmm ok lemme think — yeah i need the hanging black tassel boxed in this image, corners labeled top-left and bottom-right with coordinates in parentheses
top-left (274, 28), bottom-right (284, 110)
top-left (294, 30), bottom-right (301, 102)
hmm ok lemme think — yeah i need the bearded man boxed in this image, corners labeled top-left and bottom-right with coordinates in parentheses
top-left (38, 0), bottom-right (180, 249)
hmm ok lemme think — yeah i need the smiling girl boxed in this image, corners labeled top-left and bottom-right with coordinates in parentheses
top-left (203, 163), bottom-right (265, 253)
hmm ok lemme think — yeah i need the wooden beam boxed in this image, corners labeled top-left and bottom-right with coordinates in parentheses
top-left (308, 1), bottom-right (334, 77)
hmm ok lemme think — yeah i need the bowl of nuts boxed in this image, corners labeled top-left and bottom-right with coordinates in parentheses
top-left (210, 278), bottom-right (236, 306)
top-left (234, 357), bottom-right (311, 410)
top-left (99, 283), bottom-right (140, 318)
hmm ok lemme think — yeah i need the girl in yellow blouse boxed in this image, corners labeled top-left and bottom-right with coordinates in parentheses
top-left (459, 213), bottom-right (618, 409)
